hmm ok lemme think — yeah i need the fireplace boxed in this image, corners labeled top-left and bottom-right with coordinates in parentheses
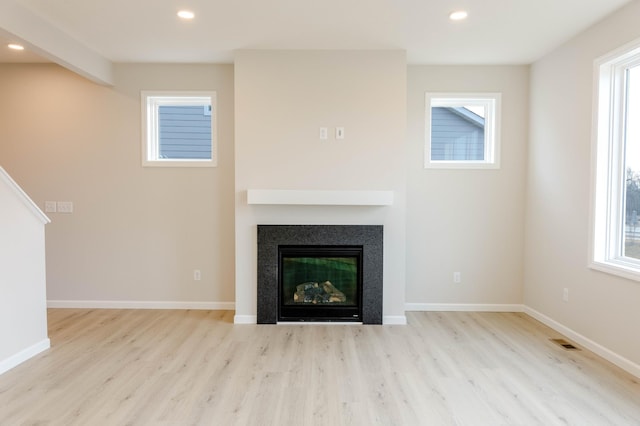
top-left (257, 225), bottom-right (383, 324)
top-left (279, 245), bottom-right (363, 322)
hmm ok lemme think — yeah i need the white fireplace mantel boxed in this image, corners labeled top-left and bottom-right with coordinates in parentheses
top-left (246, 189), bottom-right (394, 206)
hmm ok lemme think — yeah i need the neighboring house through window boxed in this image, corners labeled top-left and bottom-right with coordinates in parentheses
top-left (142, 91), bottom-right (217, 167)
top-left (425, 93), bottom-right (501, 169)
top-left (591, 38), bottom-right (640, 281)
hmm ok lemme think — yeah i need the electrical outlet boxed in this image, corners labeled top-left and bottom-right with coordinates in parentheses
top-left (453, 272), bottom-right (461, 283)
top-left (193, 269), bottom-right (201, 281)
top-left (563, 288), bottom-right (569, 302)
top-left (319, 127), bottom-right (328, 140)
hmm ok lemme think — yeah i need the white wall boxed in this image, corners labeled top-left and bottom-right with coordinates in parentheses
top-left (525, 1), bottom-right (640, 366)
top-left (406, 66), bottom-right (529, 307)
top-left (0, 170), bottom-right (49, 373)
top-left (0, 63), bottom-right (235, 306)
top-left (0, 59), bottom-right (528, 321)
top-left (234, 50), bottom-right (407, 322)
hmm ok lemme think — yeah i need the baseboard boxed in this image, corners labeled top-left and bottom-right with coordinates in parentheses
top-left (0, 338), bottom-right (50, 376)
top-left (234, 315), bottom-right (257, 324)
top-left (47, 300), bottom-right (235, 310)
top-left (383, 315), bottom-right (407, 325)
top-left (524, 306), bottom-right (640, 379)
top-left (405, 303), bottom-right (525, 312)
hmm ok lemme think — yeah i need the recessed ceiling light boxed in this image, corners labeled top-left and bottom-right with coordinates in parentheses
top-left (449, 10), bottom-right (468, 21)
top-left (8, 43), bottom-right (25, 51)
top-left (177, 10), bottom-right (195, 20)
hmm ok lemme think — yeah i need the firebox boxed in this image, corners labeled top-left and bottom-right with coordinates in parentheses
top-left (278, 245), bottom-right (363, 322)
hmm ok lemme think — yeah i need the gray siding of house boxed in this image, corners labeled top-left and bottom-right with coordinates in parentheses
top-left (431, 107), bottom-right (484, 161)
top-left (159, 105), bottom-right (212, 159)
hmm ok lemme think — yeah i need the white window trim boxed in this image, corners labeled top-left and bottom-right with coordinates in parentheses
top-left (425, 92), bottom-right (501, 169)
top-left (141, 90), bottom-right (217, 167)
top-left (590, 37), bottom-right (640, 282)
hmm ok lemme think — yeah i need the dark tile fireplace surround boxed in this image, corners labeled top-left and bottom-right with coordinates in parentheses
top-left (257, 225), bottom-right (383, 324)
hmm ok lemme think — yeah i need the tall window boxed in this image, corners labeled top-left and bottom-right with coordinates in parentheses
top-left (425, 93), bottom-right (501, 169)
top-left (141, 91), bottom-right (217, 167)
top-left (592, 40), bottom-right (640, 280)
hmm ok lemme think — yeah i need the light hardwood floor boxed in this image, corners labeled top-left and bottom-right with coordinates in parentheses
top-left (1, 310), bottom-right (639, 425)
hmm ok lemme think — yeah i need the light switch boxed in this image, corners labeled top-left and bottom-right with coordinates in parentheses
top-left (336, 127), bottom-right (345, 139)
top-left (44, 201), bottom-right (57, 213)
top-left (57, 201), bottom-right (73, 213)
top-left (319, 127), bottom-right (328, 140)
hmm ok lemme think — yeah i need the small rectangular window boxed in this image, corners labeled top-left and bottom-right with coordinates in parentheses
top-left (141, 91), bottom-right (217, 167)
top-left (425, 93), bottom-right (501, 169)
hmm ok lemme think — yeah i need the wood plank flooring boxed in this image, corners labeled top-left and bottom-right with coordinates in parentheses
top-left (1, 309), bottom-right (639, 425)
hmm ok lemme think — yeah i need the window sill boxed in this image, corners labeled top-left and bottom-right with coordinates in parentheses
top-left (425, 161), bottom-right (500, 170)
top-left (589, 260), bottom-right (640, 283)
top-left (142, 160), bottom-right (216, 168)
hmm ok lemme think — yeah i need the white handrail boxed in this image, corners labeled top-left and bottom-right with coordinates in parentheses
top-left (0, 166), bottom-right (50, 224)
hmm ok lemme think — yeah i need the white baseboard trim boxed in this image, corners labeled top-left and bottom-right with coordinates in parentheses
top-left (47, 300), bottom-right (235, 310)
top-left (383, 315), bottom-right (408, 325)
top-left (234, 315), bottom-right (257, 324)
top-left (524, 306), bottom-right (640, 379)
top-left (0, 338), bottom-right (50, 376)
top-left (405, 303), bottom-right (525, 312)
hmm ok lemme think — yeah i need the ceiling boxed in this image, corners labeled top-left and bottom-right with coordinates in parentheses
top-left (0, 0), bottom-right (633, 66)
top-left (0, 34), bottom-right (47, 63)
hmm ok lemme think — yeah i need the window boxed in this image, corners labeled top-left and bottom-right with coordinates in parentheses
top-left (591, 39), bottom-right (640, 280)
top-left (425, 93), bottom-right (501, 169)
top-left (141, 91), bottom-right (216, 167)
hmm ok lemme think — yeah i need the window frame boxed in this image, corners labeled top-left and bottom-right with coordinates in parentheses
top-left (141, 90), bottom-right (217, 167)
top-left (425, 92), bottom-right (501, 169)
top-left (590, 38), bottom-right (640, 281)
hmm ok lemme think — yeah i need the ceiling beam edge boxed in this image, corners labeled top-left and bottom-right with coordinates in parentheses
top-left (0, 1), bottom-right (113, 86)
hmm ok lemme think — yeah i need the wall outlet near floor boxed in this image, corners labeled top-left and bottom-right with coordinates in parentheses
top-left (563, 287), bottom-right (569, 302)
top-left (453, 272), bottom-right (461, 283)
top-left (193, 269), bottom-right (201, 281)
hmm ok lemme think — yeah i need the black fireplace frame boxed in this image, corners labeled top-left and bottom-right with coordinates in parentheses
top-left (257, 225), bottom-right (383, 324)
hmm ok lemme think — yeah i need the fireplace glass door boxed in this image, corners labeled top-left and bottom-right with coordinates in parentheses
top-left (278, 245), bottom-right (363, 322)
